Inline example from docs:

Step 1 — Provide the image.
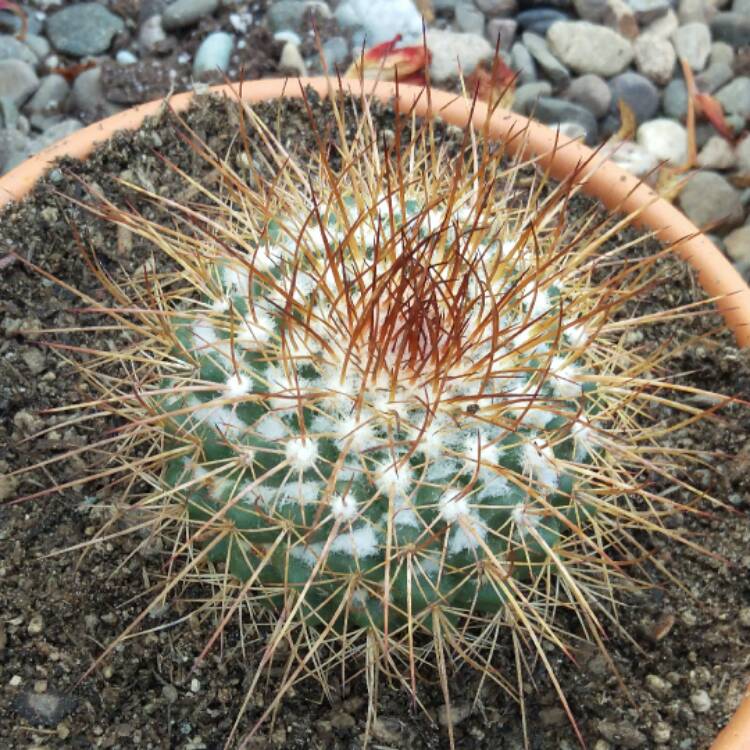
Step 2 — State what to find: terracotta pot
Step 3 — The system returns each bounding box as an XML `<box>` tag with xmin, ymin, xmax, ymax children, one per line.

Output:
<box><xmin>0</xmin><ymin>76</ymin><xmax>748</xmax><ymax>747</ymax></box>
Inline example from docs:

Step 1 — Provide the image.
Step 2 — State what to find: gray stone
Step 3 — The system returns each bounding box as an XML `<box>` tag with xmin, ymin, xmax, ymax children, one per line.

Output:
<box><xmin>671</xmin><ymin>22</ymin><xmax>711</xmax><ymax>71</ymax></box>
<box><xmin>139</xmin><ymin>15</ymin><xmax>168</xmax><ymax>52</ymax></box>
<box><xmin>522</xmin><ymin>31</ymin><xmax>570</xmax><ymax>86</ymax></box>
<box><xmin>573</xmin><ymin>0</ymin><xmax>607</xmax><ymax>19</ymax></box>
<box><xmin>695</xmin><ymin>61</ymin><xmax>733</xmax><ymax>92</ymax></box>
<box><xmin>697</xmin><ymin>135</ymin><xmax>736</xmax><ymax>169</ymax></box>
<box><xmin>733</xmin><ymin>0</ymin><xmax>750</xmax><ymax>14</ymax></box>
<box><xmin>725</xmin><ymin>226</ymin><xmax>750</xmax><ymax>268</ymax></box>
<box><xmin>455</xmin><ymin>3</ymin><xmax>485</xmax><ymax>34</ymax></box>
<box><xmin>487</xmin><ymin>18</ymin><xmax>518</xmax><ymax>50</ymax></box>
<box><xmin>193</xmin><ymin>31</ymin><xmax>234</xmax><ymax>76</ymax></box>
<box><xmin>71</xmin><ymin>67</ymin><xmax>120</xmax><ymax>119</ymax></box>
<box><xmin>637</xmin><ymin>118</ymin><xmax>688</xmax><ymax>164</ymax></box>
<box><xmin>627</xmin><ymin>0</ymin><xmax>670</xmax><ymax>23</ymax></box>
<box><xmin>710</xmin><ymin>12</ymin><xmax>750</xmax><ymax>45</ymax></box>
<box><xmin>709</xmin><ymin>40</ymin><xmax>734</xmax><ymax>67</ymax></box>
<box><xmin>475</xmin><ymin>0</ymin><xmax>518</xmax><ymax>14</ymax></box>
<box><xmin>24</xmin><ymin>34</ymin><xmax>50</xmax><ymax>61</ymax></box>
<box><xmin>322</xmin><ymin>36</ymin><xmax>349</xmax><ymax>70</ymax></box>
<box><xmin>47</xmin><ymin>3</ymin><xmax>125</xmax><ymax>57</ymax></box>
<box><xmin>0</xmin><ymin>126</ymin><xmax>28</xmax><ymax>172</ymax></box>
<box><xmin>534</xmin><ymin>96</ymin><xmax>599</xmax><ymax>144</ymax></box>
<box><xmin>162</xmin><ymin>0</ymin><xmax>219</xmax><ymax>30</ymax></box>
<box><xmin>716</xmin><ymin>77</ymin><xmax>750</xmax><ymax>120</ymax></box>
<box><xmin>603</xmin><ymin>0</ymin><xmax>639</xmax><ymax>38</ymax></box>
<box><xmin>116</xmin><ymin>49</ymin><xmax>138</xmax><ymax>65</ymax></box>
<box><xmin>513</xmin><ymin>80</ymin><xmax>552</xmax><ymax>114</ymax></box>
<box><xmin>0</xmin><ymin>60</ymin><xmax>37</xmax><ymax>107</ymax></box>
<box><xmin>662</xmin><ymin>78</ymin><xmax>688</xmax><ymax>119</ymax></box>
<box><xmin>425</xmin><ymin>29</ymin><xmax>494</xmax><ymax>82</ymax></box>
<box><xmin>633</xmin><ymin>33</ymin><xmax>675</xmax><ymax>84</ymax></box>
<box><xmin>517</xmin><ymin>8</ymin><xmax>571</xmax><ymax>34</ymax></box>
<box><xmin>678</xmin><ymin>170</ymin><xmax>743</xmax><ymax>229</ymax></box>
<box><xmin>14</xmin><ymin>692</ymin><xmax>76</xmax><ymax>728</ymax></box>
<box><xmin>644</xmin><ymin>7</ymin><xmax>679</xmax><ymax>36</ymax></box>
<box><xmin>279</xmin><ymin>41</ymin><xmax>306</xmax><ymax>76</ymax></box>
<box><xmin>547</xmin><ymin>21</ymin><xmax>633</xmax><ymax>76</ymax></box>
<box><xmin>0</xmin><ymin>34</ymin><xmax>38</xmax><ymax>65</ymax></box>
<box><xmin>601</xmin><ymin>139</ymin><xmax>660</xmax><ymax>177</ymax></box>
<box><xmin>565</xmin><ymin>73</ymin><xmax>611</xmax><ymax>117</ymax></box>
<box><xmin>23</xmin><ymin>74</ymin><xmax>69</xmax><ymax>117</ymax></box>
<box><xmin>737</xmin><ymin>135</ymin><xmax>750</xmax><ymax>173</ymax></box>
<box><xmin>608</xmin><ymin>71</ymin><xmax>660</xmax><ymax>123</ymax></box>
<box><xmin>510</xmin><ymin>41</ymin><xmax>537</xmax><ymax>83</ymax></box>
<box><xmin>678</xmin><ymin>0</ymin><xmax>708</xmax><ymax>23</ymax></box>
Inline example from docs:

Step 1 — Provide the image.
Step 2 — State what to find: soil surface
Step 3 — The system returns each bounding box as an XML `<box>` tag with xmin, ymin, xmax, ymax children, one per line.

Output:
<box><xmin>1</xmin><ymin>92</ymin><xmax>749</xmax><ymax>750</ymax></box>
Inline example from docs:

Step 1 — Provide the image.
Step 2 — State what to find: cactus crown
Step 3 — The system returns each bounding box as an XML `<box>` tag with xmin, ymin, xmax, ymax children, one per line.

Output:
<box><xmin>36</xmin><ymin>88</ymin><xmax>721</xmax><ymax>745</ymax></box>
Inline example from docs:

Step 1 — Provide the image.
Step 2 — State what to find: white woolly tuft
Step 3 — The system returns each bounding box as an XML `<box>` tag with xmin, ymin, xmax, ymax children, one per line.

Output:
<box><xmin>236</xmin><ymin>310</ymin><xmax>274</xmax><ymax>347</ymax></box>
<box><xmin>426</xmin><ymin>459</ymin><xmax>459</xmax><ymax>481</ymax></box>
<box><xmin>376</xmin><ymin>462</ymin><xmax>413</xmax><ymax>497</ymax></box>
<box><xmin>550</xmin><ymin>357</ymin><xmax>583</xmax><ymax>399</ymax></box>
<box><xmin>519</xmin><ymin>407</ymin><xmax>555</xmax><ymax>429</ymax></box>
<box><xmin>335</xmin><ymin>413</ymin><xmax>377</xmax><ymax>452</ymax></box>
<box><xmin>524</xmin><ymin>289</ymin><xmax>551</xmax><ymax>319</ymax></box>
<box><xmin>330</xmin><ymin>525</ymin><xmax>380</xmax><ymax>558</ymax></box>
<box><xmin>330</xmin><ymin>493</ymin><xmax>358</xmax><ymax>521</ymax></box>
<box><xmin>224</xmin><ymin>373</ymin><xmax>253</xmax><ymax>398</ymax></box>
<box><xmin>285</xmin><ymin>438</ymin><xmax>319</xmax><ymax>471</ymax></box>
<box><xmin>211</xmin><ymin>296</ymin><xmax>230</xmax><ymax>313</ymax></box>
<box><xmin>254</xmin><ymin>414</ymin><xmax>289</xmax><ymax>441</ymax></box>
<box><xmin>192</xmin><ymin>319</ymin><xmax>219</xmax><ymax>349</ymax></box>
<box><xmin>419</xmin><ymin>419</ymin><xmax>447</xmax><ymax>459</ymax></box>
<box><xmin>477</xmin><ymin>472</ymin><xmax>511</xmax><ymax>499</ymax></box>
<box><xmin>438</xmin><ymin>490</ymin><xmax>470</xmax><ymax>523</ymax></box>
<box><xmin>193</xmin><ymin>405</ymin><xmax>246</xmax><ymax>436</ymax></box>
<box><xmin>511</xmin><ymin>503</ymin><xmax>541</xmax><ymax>537</ymax></box>
<box><xmin>221</xmin><ymin>264</ymin><xmax>249</xmax><ymax>296</ymax></box>
<box><xmin>462</xmin><ymin>432</ymin><xmax>500</xmax><ymax>468</ymax></box>
<box><xmin>290</xmin><ymin>542</ymin><xmax>322</xmax><ymax>567</ymax></box>
<box><xmin>571</xmin><ymin>418</ymin><xmax>598</xmax><ymax>460</ymax></box>
<box><xmin>521</xmin><ymin>438</ymin><xmax>559</xmax><ymax>489</ymax></box>
<box><xmin>565</xmin><ymin>323</ymin><xmax>589</xmax><ymax>347</ymax></box>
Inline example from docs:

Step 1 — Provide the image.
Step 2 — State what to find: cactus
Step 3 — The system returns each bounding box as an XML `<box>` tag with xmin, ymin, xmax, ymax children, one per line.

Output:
<box><xmin>33</xmin><ymin>88</ymin><xmax>724</xmax><ymax>745</ymax></box>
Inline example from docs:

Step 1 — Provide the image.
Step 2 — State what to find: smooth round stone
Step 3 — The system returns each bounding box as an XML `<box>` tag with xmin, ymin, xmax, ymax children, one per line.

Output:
<box><xmin>268</xmin><ymin>0</ymin><xmax>305</xmax><ymax>31</ymax></box>
<box><xmin>604</xmin><ymin>0</ymin><xmax>638</xmax><ymax>40</ymax></box>
<box><xmin>662</xmin><ymin>78</ymin><xmax>688</xmax><ymax>120</ymax></box>
<box><xmin>608</xmin><ymin>71</ymin><xmax>659</xmax><ymax>123</ymax></box>
<box><xmin>678</xmin><ymin>171</ymin><xmax>743</xmax><ymax>229</ymax></box>
<box><xmin>697</xmin><ymin>135</ymin><xmax>736</xmax><ymax>170</ymax></box>
<box><xmin>695</xmin><ymin>61</ymin><xmax>733</xmax><ymax>93</ymax></box>
<box><xmin>476</xmin><ymin>0</ymin><xmax>518</xmax><ymax>13</ymax></box>
<box><xmin>633</xmin><ymin>33</ymin><xmax>675</xmax><ymax>85</ymax></box>
<box><xmin>23</xmin><ymin>74</ymin><xmax>69</xmax><ymax>116</ymax></box>
<box><xmin>162</xmin><ymin>0</ymin><xmax>219</xmax><ymax>30</ymax></box>
<box><xmin>274</xmin><ymin>30</ymin><xmax>302</xmax><ymax>44</ymax></box>
<box><xmin>601</xmin><ymin>139</ymin><xmax>659</xmax><ymax>177</ymax></box>
<box><xmin>643</xmin><ymin>7</ymin><xmax>678</xmax><ymax>37</ymax></box>
<box><xmin>336</xmin><ymin>0</ymin><xmax>423</xmax><ymax>43</ymax></box>
<box><xmin>734</xmin><ymin>0</ymin><xmax>750</xmax><ymax>15</ymax></box>
<box><xmin>711</xmin><ymin>12</ymin><xmax>750</xmax><ymax>46</ymax></box>
<box><xmin>455</xmin><ymin>3</ymin><xmax>486</xmax><ymax>34</ymax></box>
<box><xmin>71</xmin><ymin>66</ymin><xmax>121</xmax><ymax>119</ymax></box>
<box><xmin>564</xmin><ymin>73</ymin><xmax>611</xmax><ymax>117</ymax></box>
<box><xmin>0</xmin><ymin>59</ymin><xmax>38</xmax><ymax>107</ymax></box>
<box><xmin>678</xmin><ymin>0</ymin><xmax>707</xmax><ymax>23</ymax></box>
<box><xmin>0</xmin><ymin>126</ymin><xmax>28</xmax><ymax>172</ymax></box>
<box><xmin>322</xmin><ymin>36</ymin><xmax>349</xmax><ymax>70</ymax></box>
<box><xmin>737</xmin><ymin>136</ymin><xmax>750</xmax><ymax>174</ymax></box>
<box><xmin>573</xmin><ymin>0</ymin><xmax>607</xmax><ymax>19</ymax></box>
<box><xmin>24</xmin><ymin>34</ymin><xmax>50</xmax><ymax>60</ymax></box>
<box><xmin>116</xmin><ymin>50</ymin><xmax>139</xmax><ymax>65</ymax></box>
<box><xmin>139</xmin><ymin>15</ymin><xmax>168</xmax><ymax>52</ymax></box>
<box><xmin>512</xmin><ymin>80</ymin><xmax>553</xmax><ymax>114</ymax></box>
<box><xmin>193</xmin><ymin>32</ymin><xmax>234</xmax><ymax>76</ymax></box>
<box><xmin>534</xmin><ymin>96</ymin><xmax>599</xmax><ymax>144</ymax></box>
<box><xmin>487</xmin><ymin>18</ymin><xmax>518</xmax><ymax>50</ymax></box>
<box><xmin>724</xmin><ymin>226</ymin><xmax>750</xmax><ymax>269</ymax></box>
<box><xmin>0</xmin><ymin>34</ymin><xmax>38</xmax><ymax>65</ymax></box>
<box><xmin>627</xmin><ymin>0</ymin><xmax>670</xmax><ymax>23</ymax></box>
<box><xmin>671</xmin><ymin>22</ymin><xmax>711</xmax><ymax>72</ymax></box>
<box><xmin>47</xmin><ymin>4</ymin><xmax>125</xmax><ymax>57</ymax></box>
<box><xmin>516</xmin><ymin>7</ymin><xmax>571</xmax><ymax>34</ymax></box>
<box><xmin>522</xmin><ymin>31</ymin><xmax>570</xmax><ymax>86</ymax></box>
<box><xmin>716</xmin><ymin>77</ymin><xmax>750</xmax><ymax>120</ymax></box>
<box><xmin>425</xmin><ymin>29</ymin><xmax>494</xmax><ymax>81</ymax></box>
<box><xmin>637</xmin><ymin>118</ymin><xmax>688</xmax><ymax>165</ymax></box>
<box><xmin>0</xmin><ymin>6</ymin><xmax>42</xmax><ymax>36</ymax></box>
<box><xmin>547</xmin><ymin>21</ymin><xmax>633</xmax><ymax>76</ymax></box>
<box><xmin>510</xmin><ymin>40</ymin><xmax>538</xmax><ymax>83</ymax></box>
<box><xmin>710</xmin><ymin>41</ymin><xmax>734</xmax><ymax>67</ymax></box>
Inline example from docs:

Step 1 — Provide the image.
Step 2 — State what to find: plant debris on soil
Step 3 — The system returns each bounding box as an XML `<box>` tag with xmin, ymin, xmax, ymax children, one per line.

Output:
<box><xmin>1</xmin><ymin>91</ymin><xmax>749</xmax><ymax>750</ymax></box>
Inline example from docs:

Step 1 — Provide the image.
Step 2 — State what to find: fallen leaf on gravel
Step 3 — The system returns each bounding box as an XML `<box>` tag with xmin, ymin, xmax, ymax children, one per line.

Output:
<box><xmin>345</xmin><ymin>35</ymin><xmax>430</xmax><ymax>84</ymax></box>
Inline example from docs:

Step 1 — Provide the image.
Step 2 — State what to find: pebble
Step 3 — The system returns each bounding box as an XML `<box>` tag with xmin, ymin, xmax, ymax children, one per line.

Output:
<box><xmin>628</xmin><ymin>0</ymin><xmax>671</xmax><ymax>22</ymax></box>
<box><xmin>517</xmin><ymin>8</ymin><xmax>571</xmax><ymax>34</ymax></box>
<box><xmin>0</xmin><ymin>60</ymin><xmax>38</xmax><ymax>107</ymax></box>
<box><xmin>671</xmin><ymin>22</ymin><xmax>712</xmax><ymax>71</ymax></box>
<box><xmin>573</xmin><ymin>0</ymin><xmax>608</xmax><ymax>20</ymax></box>
<box><xmin>15</xmin><ymin>691</ymin><xmax>76</xmax><ymax>727</ymax></box>
<box><xmin>662</xmin><ymin>78</ymin><xmax>688</xmax><ymax>119</ymax></box>
<box><xmin>138</xmin><ymin>15</ymin><xmax>168</xmax><ymax>52</ymax></box>
<box><xmin>193</xmin><ymin>31</ymin><xmax>234</xmax><ymax>77</ymax></box>
<box><xmin>279</xmin><ymin>42</ymin><xmax>307</xmax><ymax>76</ymax></box>
<box><xmin>645</xmin><ymin>7</ymin><xmax>679</xmax><ymax>37</ymax></box>
<box><xmin>268</xmin><ymin>0</ymin><xmax>305</xmax><ymax>32</ymax></box>
<box><xmin>425</xmin><ymin>29</ymin><xmax>494</xmax><ymax>81</ymax></box>
<box><xmin>608</xmin><ymin>70</ymin><xmax>660</xmax><ymax>122</ymax></box>
<box><xmin>645</xmin><ymin>673</ymin><xmax>671</xmax><ymax>697</ymax></box>
<box><xmin>740</xmin><ymin>607</ymin><xmax>750</xmax><ymax>626</ymax></box>
<box><xmin>437</xmin><ymin>702</ymin><xmax>471</xmax><ymax>727</ymax></box>
<box><xmin>637</xmin><ymin>118</ymin><xmax>688</xmax><ymax>165</ymax></box>
<box><xmin>0</xmin><ymin>127</ymin><xmax>27</xmax><ymax>171</ymax></box>
<box><xmin>697</xmin><ymin>135</ymin><xmax>736</xmax><ymax>169</ymax></box>
<box><xmin>725</xmin><ymin>226</ymin><xmax>750</xmax><ymax>265</ymax></box>
<box><xmin>371</xmin><ymin>717</ymin><xmax>402</xmax><ymax>744</ymax></box>
<box><xmin>25</xmin><ymin>34</ymin><xmax>50</xmax><ymax>61</ymax></box>
<box><xmin>456</xmin><ymin>3</ymin><xmax>486</xmax><ymax>34</ymax></box>
<box><xmin>604</xmin><ymin>139</ymin><xmax>659</xmax><ymax>176</ymax></box>
<box><xmin>547</xmin><ymin>21</ymin><xmax>634</xmax><ymax>76</ymax></box>
<box><xmin>565</xmin><ymin>73</ymin><xmax>611</xmax><ymax>116</ymax></box>
<box><xmin>652</xmin><ymin>722</ymin><xmax>672</xmax><ymax>744</ymax></box>
<box><xmin>710</xmin><ymin>41</ymin><xmax>734</xmax><ymax>67</ymax></box>
<box><xmin>162</xmin><ymin>684</ymin><xmax>178</xmax><ymax>703</ymax></box>
<box><xmin>535</xmin><ymin>96</ymin><xmax>599</xmax><ymax>143</ymax></box>
<box><xmin>678</xmin><ymin>0</ymin><xmax>707</xmax><ymax>23</ymax></box>
<box><xmin>738</xmin><ymin>136</ymin><xmax>750</xmax><ymax>173</ymax></box>
<box><xmin>27</xmin><ymin>614</ymin><xmax>44</xmax><ymax>635</ymax></box>
<box><xmin>633</xmin><ymin>33</ymin><xmax>676</xmax><ymax>84</ymax></box>
<box><xmin>475</xmin><ymin>0</ymin><xmax>518</xmax><ymax>14</ymax></box>
<box><xmin>46</xmin><ymin>3</ymin><xmax>125</xmax><ymax>57</ymax></box>
<box><xmin>24</xmin><ymin>74</ymin><xmax>69</xmax><ymax>117</ymax></box>
<box><xmin>690</xmin><ymin>689</ymin><xmax>712</xmax><ymax>713</ymax></box>
<box><xmin>0</xmin><ymin>34</ymin><xmax>38</xmax><ymax>66</ymax></box>
<box><xmin>522</xmin><ymin>31</ymin><xmax>571</xmax><ymax>86</ymax></box>
<box><xmin>678</xmin><ymin>170</ymin><xmax>744</xmax><ymax>228</ymax></box>
<box><xmin>603</xmin><ymin>0</ymin><xmax>639</xmax><ymax>38</ymax></box>
<box><xmin>511</xmin><ymin>40</ymin><xmax>538</xmax><ymax>83</ymax></box>
<box><xmin>597</xmin><ymin>720</ymin><xmax>646</xmax><ymax>748</ymax></box>
<box><xmin>710</xmin><ymin>11</ymin><xmax>750</xmax><ymax>45</ymax></box>
<box><xmin>116</xmin><ymin>50</ymin><xmax>138</xmax><ymax>65</ymax></box>
<box><xmin>274</xmin><ymin>30</ymin><xmax>302</xmax><ymax>45</ymax></box>
<box><xmin>336</xmin><ymin>0</ymin><xmax>424</xmax><ymax>44</ymax></box>
<box><xmin>513</xmin><ymin>80</ymin><xmax>553</xmax><ymax>114</ymax></box>
<box><xmin>322</xmin><ymin>36</ymin><xmax>349</xmax><ymax>70</ymax></box>
<box><xmin>695</xmin><ymin>61</ymin><xmax>733</xmax><ymax>92</ymax></box>
<box><xmin>162</xmin><ymin>0</ymin><xmax>219</xmax><ymax>31</ymax></box>
<box><xmin>487</xmin><ymin>18</ymin><xmax>518</xmax><ymax>50</ymax></box>
<box><xmin>72</xmin><ymin>67</ymin><xmax>119</xmax><ymax>119</ymax></box>
<box><xmin>715</xmin><ymin>77</ymin><xmax>750</xmax><ymax>119</ymax></box>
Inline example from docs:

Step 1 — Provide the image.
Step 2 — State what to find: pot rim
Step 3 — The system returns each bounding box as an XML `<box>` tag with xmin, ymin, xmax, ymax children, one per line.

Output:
<box><xmin>0</xmin><ymin>75</ymin><xmax>748</xmax><ymax>748</ymax></box>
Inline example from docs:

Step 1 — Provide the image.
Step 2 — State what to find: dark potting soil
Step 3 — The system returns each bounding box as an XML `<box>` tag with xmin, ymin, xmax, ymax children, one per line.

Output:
<box><xmin>0</xmin><ymin>92</ymin><xmax>749</xmax><ymax>750</ymax></box>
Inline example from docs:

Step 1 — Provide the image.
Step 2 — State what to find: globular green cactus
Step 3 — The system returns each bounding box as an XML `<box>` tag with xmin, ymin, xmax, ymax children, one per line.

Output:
<box><xmin>42</xmin><ymin>88</ymin><xmax>722</xmax><ymax>745</ymax></box>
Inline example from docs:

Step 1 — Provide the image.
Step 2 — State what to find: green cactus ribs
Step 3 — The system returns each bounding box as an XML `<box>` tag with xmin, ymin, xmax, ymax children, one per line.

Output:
<box><xmin>154</xmin><ymin>185</ymin><xmax>607</xmax><ymax>636</ymax></box>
